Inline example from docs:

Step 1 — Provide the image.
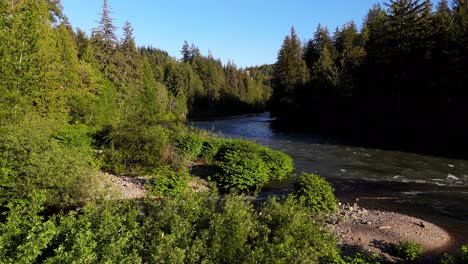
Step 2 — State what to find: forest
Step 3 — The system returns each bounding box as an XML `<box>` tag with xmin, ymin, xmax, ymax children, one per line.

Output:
<box><xmin>271</xmin><ymin>0</ymin><xmax>468</xmax><ymax>157</ymax></box>
<box><xmin>1</xmin><ymin>0</ymin><xmax>468</xmax><ymax>263</ymax></box>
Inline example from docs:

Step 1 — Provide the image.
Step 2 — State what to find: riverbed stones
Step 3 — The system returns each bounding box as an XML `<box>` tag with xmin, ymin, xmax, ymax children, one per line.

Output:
<box><xmin>334</xmin><ymin>202</ymin><xmax>453</xmax><ymax>263</ymax></box>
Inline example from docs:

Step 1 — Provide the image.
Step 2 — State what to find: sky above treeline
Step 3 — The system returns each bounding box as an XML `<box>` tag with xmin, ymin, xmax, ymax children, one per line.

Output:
<box><xmin>61</xmin><ymin>0</ymin><xmax>439</xmax><ymax>68</ymax></box>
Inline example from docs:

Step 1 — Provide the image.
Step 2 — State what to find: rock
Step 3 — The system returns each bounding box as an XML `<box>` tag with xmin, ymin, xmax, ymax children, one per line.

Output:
<box><xmin>377</xmin><ymin>226</ymin><xmax>392</xmax><ymax>229</ymax></box>
<box><xmin>367</xmin><ymin>221</ymin><xmax>372</xmax><ymax>225</ymax></box>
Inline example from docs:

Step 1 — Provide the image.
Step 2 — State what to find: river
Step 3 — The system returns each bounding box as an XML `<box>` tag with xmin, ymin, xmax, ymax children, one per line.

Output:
<box><xmin>190</xmin><ymin>112</ymin><xmax>468</xmax><ymax>244</ymax></box>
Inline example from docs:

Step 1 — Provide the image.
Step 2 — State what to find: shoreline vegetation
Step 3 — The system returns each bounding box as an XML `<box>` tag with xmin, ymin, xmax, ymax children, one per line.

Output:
<box><xmin>0</xmin><ymin>0</ymin><xmax>467</xmax><ymax>263</ymax></box>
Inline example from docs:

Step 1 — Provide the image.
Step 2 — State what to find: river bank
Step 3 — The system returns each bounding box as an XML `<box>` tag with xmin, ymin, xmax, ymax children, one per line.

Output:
<box><xmin>335</xmin><ymin>203</ymin><xmax>455</xmax><ymax>263</ymax></box>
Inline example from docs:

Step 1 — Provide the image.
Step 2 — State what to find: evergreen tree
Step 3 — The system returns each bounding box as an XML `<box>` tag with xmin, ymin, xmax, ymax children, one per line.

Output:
<box><xmin>304</xmin><ymin>24</ymin><xmax>336</xmax><ymax>70</ymax></box>
<box><xmin>181</xmin><ymin>41</ymin><xmax>192</xmax><ymax>63</ymax></box>
<box><xmin>92</xmin><ymin>0</ymin><xmax>118</xmax><ymax>80</ymax></box>
<box><xmin>272</xmin><ymin>27</ymin><xmax>309</xmax><ymax>98</ymax></box>
<box><xmin>311</xmin><ymin>46</ymin><xmax>338</xmax><ymax>90</ymax></box>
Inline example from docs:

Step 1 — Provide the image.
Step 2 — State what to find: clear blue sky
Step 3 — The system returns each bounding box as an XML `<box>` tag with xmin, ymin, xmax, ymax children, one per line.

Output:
<box><xmin>61</xmin><ymin>0</ymin><xmax>436</xmax><ymax>67</ymax></box>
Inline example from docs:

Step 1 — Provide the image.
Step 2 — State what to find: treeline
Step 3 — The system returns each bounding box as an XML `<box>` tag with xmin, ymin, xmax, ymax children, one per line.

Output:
<box><xmin>0</xmin><ymin>0</ymin><xmax>270</xmax><ymax>129</ymax></box>
<box><xmin>271</xmin><ymin>0</ymin><xmax>468</xmax><ymax>156</ymax></box>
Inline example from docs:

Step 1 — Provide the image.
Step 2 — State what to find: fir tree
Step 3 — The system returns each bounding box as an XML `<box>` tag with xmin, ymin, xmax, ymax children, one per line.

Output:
<box><xmin>273</xmin><ymin>27</ymin><xmax>309</xmax><ymax>96</ymax></box>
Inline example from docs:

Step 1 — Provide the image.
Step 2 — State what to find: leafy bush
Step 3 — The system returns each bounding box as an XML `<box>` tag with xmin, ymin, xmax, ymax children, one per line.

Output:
<box><xmin>1</xmin><ymin>192</ymin><xmax>348</xmax><ymax>263</ymax></box>
<box><xmin>440</xmin><ymin>245</ymin><xmax>468</xmax><ymax>264</ymax></box>
<box><xmin>146</xmin><ymin>166</ymin><xmax>191</xmax><ymax>196</ymax></box>
<box><xmin>294</xmin><ymin>172</ymin><xmax>338</xmax><ymax>213</ymax></box>
<box><xmin>199</xmin><ymin>138</ymin><xmax>222</xmax><ymax>161</ymax></box>
<box><xmin>0</xmin><ymin>118</ymin><xmax>101</xmax><ymax>207</ymax></box>
<box><xmin>214</xmin><ymin>147</ymin><xmax>270</xmax><ymax>192</ymax></box>
<box><xmin>255</xmin><ymin>196</ymin><xmax>342</xmax><ymax>263</ymax></box>
<box><xmin>46</xmin><ymin>200</ymin><xmax>143</xmax><ymax>263</ymax></box>
<box><xmin>0</xmin><ymin>194</ymin><xmax>57</xmax><ymax>263</ymax></box>
<box><xmin>259</xmin><ymin>148</ymin><xmax>294</xmax><ymax>181</ymax></box>
<box><xmin>172</xmin><ymin>133</ymin><xmax>204</xmax><ymax>160</ymax></box>
<box><xmin>394</xmin><ymin>241</ymin><xmax>423</xmax><ymax>263</ymax></box>
<box><xmin>342</xmin><ymin>253</ymin><xmax>380</xmax><ymax>264</ymax></box>
<box><xmin>212</xmin><ymin>139</ymin><xmax>294</xmax><ymax>192</ymax></box>
<box><xmin>102</xmin><ymin>125</ymin><xmax>170</xmax><ymax>175</ymax></box>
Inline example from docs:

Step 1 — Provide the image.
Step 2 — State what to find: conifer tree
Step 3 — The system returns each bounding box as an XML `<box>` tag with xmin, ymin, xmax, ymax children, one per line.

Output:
<box><xmin>273</xmin><ymin>27</ymin><xmax>309</xmax><ymax>97</ymax></box>
<box><xmin>181</xmin><ymin>41</ymin><xmax>192</xmax><ymax>63</ymax></box>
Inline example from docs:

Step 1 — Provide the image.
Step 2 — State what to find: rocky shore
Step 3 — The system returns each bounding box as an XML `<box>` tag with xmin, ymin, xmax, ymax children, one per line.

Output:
<box><xmin>335</xmin><ymin>203</ymin><xmax>454</xmax><ymax>263</ymax></box>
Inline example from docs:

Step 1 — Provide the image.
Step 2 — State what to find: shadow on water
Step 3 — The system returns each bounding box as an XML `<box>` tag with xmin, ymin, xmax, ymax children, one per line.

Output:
<box><xmin>190</xmin><ymin>112</ymin><xmax>468</xmax><ymax>247</ymax></box>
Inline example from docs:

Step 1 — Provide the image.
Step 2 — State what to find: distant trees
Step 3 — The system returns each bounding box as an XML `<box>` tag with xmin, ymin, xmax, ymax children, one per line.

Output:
<box><xmin>271</xmin><ymin>0</ymin><xmax>468</xmax><ymax>155</ymax></box>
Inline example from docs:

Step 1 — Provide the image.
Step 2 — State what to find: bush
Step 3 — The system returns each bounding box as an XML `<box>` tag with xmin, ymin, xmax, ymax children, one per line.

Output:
<box><xmin>146</xmin><ymin>166</ymin><xmax>191</xmax><ymax>196</ymax></box>
<box><xmin>0</xmin><ymin>118</ymin><xmax>101</xmax><ymax>207</ymax></box>
<box><xmin>294</xmin><ymin>172</ymin><xmax>338</xmax><ymax>213</ymax></box>
<box><xmin>199</xmin><ymin>138</ymin><xmax>222</xmax><ymax>161</ymax></box>
<box><xmin>259</xmin><ymin>148</ymin><xmax>294</xmax><ymax>181</ymax></box>
<box><xmin>211</xmin><ymin>139</ymin><xmax>294</xmax><ymax>192</ymax></box>
<box><xmin>214</xmin><ymin>147</ymin><xmax>270</xmax><ymax>192</ymax></box>
<box><xmin>102</xmin><ymin>125</ymin><xmax>169</xmax><ymax>175</ymax></box>
<box><xmin>256</xmin><ymin>196</ymin><xmax>342</xmax><ymax>263</ymax></box>
<box><xmin>172</xmin><ymin>133</ymin><xmax>204</xmax><ymax>160</ymax></box>
<box><xmin>394</xmin><ymin>241</ymin><xmax>423</xmax><ymax>263</ymax></box>
<box><xmin>441</xmin><ymin>245</ymin><xmax>468</xmax><ymax>264</ymax></box>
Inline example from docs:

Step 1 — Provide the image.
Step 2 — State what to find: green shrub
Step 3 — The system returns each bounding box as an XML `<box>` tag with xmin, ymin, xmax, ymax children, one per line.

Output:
<box><xmin>394</xmin><ymin>241</ymin><xmax>423</xmax><ymax>263</ymax></box>
<box><xmin>0</xmin><ymin>195</ymin><xmax>57</xmax><ymax>263</ymax></box>
<box><xmin>260</xmin><ymin>148</ymin><xmax>294</xmax><ymax>181</ymax></box>
<box><xmin>294</xmin><ymin>172</ymin><xmax>338</xmax><ymax>213</ymax></box>
<box><xmin>0</xmin><ymin>118</ymin><xmax>101</xmax><ymax>207</ymax></box>
<box><xmin>172</xmin><ymin>133</ymin><xmax>204</xmax><ymax>160</ymax></box>
<box><xmin>147</xmin><ymin>166</ymin><xmax>191</xmax><ymax>196</ymax></box>
<box><xmin>210</xmin><ymin>139</ymin><xmax>295</xmax><ymax>192</ymax></box>
<box><xmin>53</xmin><ymin>124</ymin><xmax>94</xmax><ymax>149</ymax></box>
<box><xmin>255</xmin><ymin>196</ymin><xmax>342</xmax><ymax>263</ymax></box>
<box><xmin>199</xmin><ymin>138</ymin><xmax>222</xmax><ymax>161</ymax></box>
<box><xmin>441</xmin><ymin>245</ymin><xmax>468</xmax><ymax>264</ymax></box>
<box><xmin>342</xmin><ymin>253</ymin><xmax>380</xmax><ymax>264</ymax></box>
<box><xmin>214</xmin><ymin>147</ymin><xmax>270</xmax><ymax>192</ymax></box>
<box><xmin>102</xmin><ymin>125</ymin><xmax>169</xmax><ymax>175</ymax></box>
<box><xmin>46</xmin><ymin>200</ymin><xmax>143</xmax><ymax>263</ymax></box>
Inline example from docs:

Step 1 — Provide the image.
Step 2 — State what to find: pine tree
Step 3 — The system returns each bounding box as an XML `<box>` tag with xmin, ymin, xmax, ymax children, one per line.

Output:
<box><xmin>92</xmin><ymin>0</ymin><xmax>118</xmax><ymax>80</ymax></box>
<box><xmin>304</xmin><ymin>24</ymin><xmax>336</xmax><ymax>70</ymax></box>
<box><xmin>273</xmin><ymin>27</ymin><xmax>309</xmax><ymax>96</ymax></box>
<box><xmin>181</xmin><ymin>41</ymin><xmax>192</xmax><ymax>63</ymax></box>
<box><xmin>93</xmin><ymin>0</ymin><xmax>117</xmax><ymax>43</ymax></box>
<box><xmin>385</xmin><ymin>0</ymin><xmax>433</xmax><ymax>56</ymax></box>
<box><xmin>311</xmin><ymin>46</ymin><xmax>338</xmax><ymax>89</ymax></box>
<box><xmin>122</xmin><ymin>21</ymin><xmax>136</xmax><ymax>52</ymax></box>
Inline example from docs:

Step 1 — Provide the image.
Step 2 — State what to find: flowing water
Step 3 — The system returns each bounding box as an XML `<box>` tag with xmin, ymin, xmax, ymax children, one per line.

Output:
<box><xmin>191</xmin><ymin>112</ymin><xmax>468</xmax><ymax>244</ymax></box>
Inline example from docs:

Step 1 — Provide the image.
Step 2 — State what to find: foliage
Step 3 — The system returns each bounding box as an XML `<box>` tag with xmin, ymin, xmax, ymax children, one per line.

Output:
<box><xmin>394</xmin><ymin>240</ymin><xmax>423</xmax><ymax>263</ymax></box>
<box><xmin>440</xmin><ymin>245</ymin><xmax>468</xmax><ymax>264</ymax></box>
<box><xmin>0</xmin><ymin>195</ymin><xmax>57</xmax><ymax>263</ymax></box>
<box><xmin>147</xmin><ymin>166</ymin><xmax>191</xmax><ymax>197</ymax></box>
<box><xmin>199</xmin><ymin>138</ymin><xmax>222</xmax><ymax>161</ymax></box>
<box><xmin>172</xmin><ymin>132</ymin><xmax>204</xmax><ymax>160</ymax></box>
<box><xmin>214</xmin><ymin>143</ymin><xmax>271</xmax><ymax>192</ymax></box>
<box><xmin>0</xmin><ymin>193</ymin><xmax>348</xmax><ymax>263</ymax></box>
<box><xmin>342</xmin><ymin>253</ymin><xmax>381</xmax><ymax>264</ymax></box>
<box><xmin>294</xmin><ymin>172</ymin><xmax>338</xmax><ymax>213</ymax></box>
<box><xmin>212</xmin><ymin>139</ymin><xmax>294</xmax><ymax>192</ymax></box>
<box><xmin>0</xmin><ymin>117</ymin><xmax>101</xmax><ymax>207</ymax></box>
<box><xmin>254</xmin><ymin>196</ymin><xmax>342</xmax><ymax>263</ymax></box>
<box><xmin>101</xmin><ymin>125</ymin><xmax>170</xmax><ymax>175</ymax></box>
<box><xmin>46</xmin><ymin>200</ymin><xmax>143</xmax><ymax>263</ymax></box>
<box><xmin>271</xmin><ymin>0</ymin><xmax>468</xmax><ymax>155</ymax></box>
<box><xmin>259</xmin><ymin>146</ymin><xmax>294</xmax><ymax>181</ymax></box>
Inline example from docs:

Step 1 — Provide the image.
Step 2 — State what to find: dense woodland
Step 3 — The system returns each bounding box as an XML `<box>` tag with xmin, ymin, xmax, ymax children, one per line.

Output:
<box><xmin>1</xmin><ymin>0</ymin><xmax>468</xmax><ymax>263</ymax></box>
<box><xmin>271</xmin><ymin>0</ymin><xmax>468</xmax><ymax>156</ymax></box>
